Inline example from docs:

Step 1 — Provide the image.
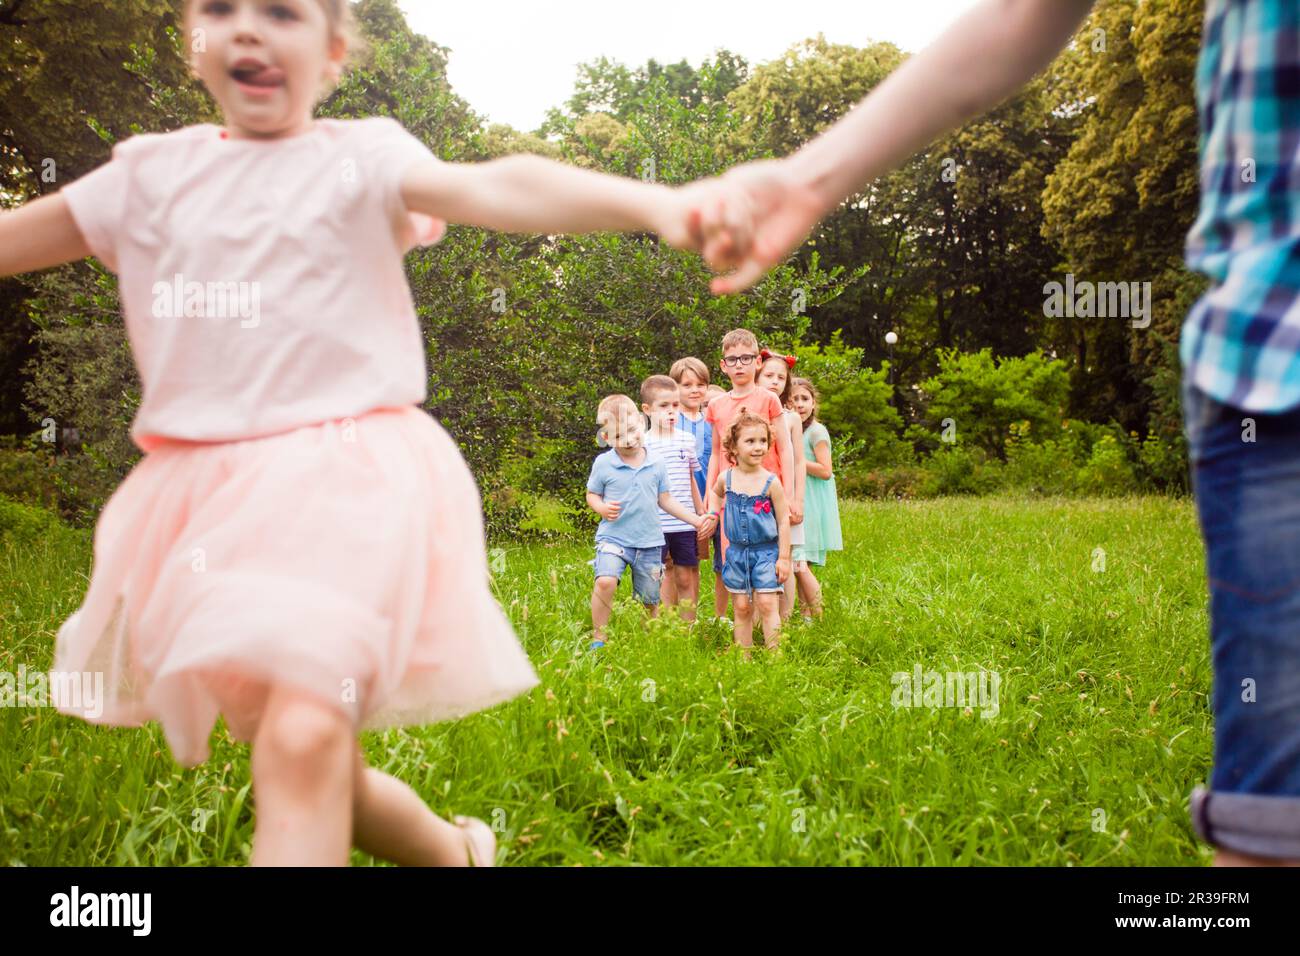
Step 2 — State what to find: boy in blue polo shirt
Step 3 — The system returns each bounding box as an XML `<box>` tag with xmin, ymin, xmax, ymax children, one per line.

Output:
<box><xmin>587</xmin><ymin>394</ymin><xmax>716</xmax><ymax>647</ymax></box>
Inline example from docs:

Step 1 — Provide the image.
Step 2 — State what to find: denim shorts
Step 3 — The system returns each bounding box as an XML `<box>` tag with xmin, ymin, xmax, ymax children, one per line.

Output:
<box><xmin>721</xmin><ymin>542</ymin><xmax>783</xmax><ymax>596</ymax></box>
<box><xmin>1183</xmin><ymin>380</ymin><xmax>1300</xmax><ymax>859</ymax></box>
<box><xmin>591</xmin><ymin>541</ymin><xmax>663</xmax><ymax>605</ymax></box>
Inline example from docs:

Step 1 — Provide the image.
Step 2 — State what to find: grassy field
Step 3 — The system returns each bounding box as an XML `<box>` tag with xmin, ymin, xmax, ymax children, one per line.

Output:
<box><xmin>0</xmin><ymin>495</ymin><xmax>1213</xmax><ymax>865</ymax></box>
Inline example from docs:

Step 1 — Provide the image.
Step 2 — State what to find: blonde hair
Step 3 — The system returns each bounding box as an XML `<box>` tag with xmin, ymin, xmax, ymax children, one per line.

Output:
<box><xmin>596</xmin><ymin>394</ymin><xmax>640</xmax><ymax>437</ymax></box>
<box><xmin>316</xmin><ymin>0</ymin><xmax>366</xmax><ymax>64</ymax></box>
<box><xmin>721</xmin><ymin>328</ymin><xmax>759</xmax><ymax>353</ymax></box>
<box><xmin>670</xmin><ymin>356</ymin><xmax>710</xmax><ymax>386</ymax></box>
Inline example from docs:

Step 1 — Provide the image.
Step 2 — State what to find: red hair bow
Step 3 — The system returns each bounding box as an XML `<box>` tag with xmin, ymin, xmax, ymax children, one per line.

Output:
<box><xmin>753</xmin><ymin>499</ymin><xmax>772</xmax><ymax>514</ymax></box>
<box><xmin>760</xmin><ymin>348</ymin><xmax>796</xmax><ymax>370</ymax></box>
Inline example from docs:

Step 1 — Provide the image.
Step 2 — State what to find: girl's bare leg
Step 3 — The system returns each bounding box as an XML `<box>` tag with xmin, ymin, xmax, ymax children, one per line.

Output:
<box><xmin>351</xmin><ymin>744</ymin><xmax>490</xmax><ymax>866</ymax></box>
<box><xmin>250</xmin><ymin>687</ymin><xmax>354</xmax><ymax>866</ymax></box>
<box><xmin>756</xmin><ymin>593</ymin><xmax>782</xmax><ymax>649</ymax></box>
<box><xmin>714</xmin><ymin>574</ymin><xmax>729</xmax><ymax>619</ymax></box>
<box><xmin>795</xmin><ymin>566</ymin><xmax>822</xmax><ymax>619</ymax></box>
<box><xmin>732</xmin><ymin>592</ymin><xmax>754</xmax><ymax>648</ymax></box>
<box><xmin>778</xmin><ymin>577</ymin><xmax>795</xmax><ymax>621</ymax></box>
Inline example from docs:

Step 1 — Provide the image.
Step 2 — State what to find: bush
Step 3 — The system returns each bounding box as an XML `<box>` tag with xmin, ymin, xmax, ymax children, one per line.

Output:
<box><xmin>1137</xmin><ymin>432</ymin><xmax>1189</xmax><ymax>492</ymax></box>
<box><xmin>920</xmin><ymin>445</ymin><xmax>1003</xmax><ymax>496</ymax></box>
<box><xmin>0</xmin><ymin>494</ymin><xmax>69</xmax><ymax>547</ymax></box>
<box><xmin>1075</xmin><ymin>434</ymin><xmax>1139</xmax><ymax>495</ymax></box>
<box><xmin>777</xmin><ymin>331</ymin><xmax>911</xmax><ymax>467</ymax></box>
<box><xmin>0</xmin><ymin>435</ymin><xmax>59</xmax><ymax>511</ymax></box>
<box><xmin>838</xmin><ymin>464</ymin><xmax>928</xmax><ymax>499</ymax></box>
<box><xmin>916</xmin><ymin>349</ymin><xmax>1070</xmax><ymax>460</ymax></box>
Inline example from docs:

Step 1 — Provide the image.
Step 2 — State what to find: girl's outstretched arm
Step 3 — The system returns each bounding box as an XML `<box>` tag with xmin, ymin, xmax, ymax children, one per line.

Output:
<box><xmin>400</xmin><ymin>154</ymin><xmax>748</xmax><ymax>254</ymax></box>
<box><xmin>0</xmin><ymin>193</ymin><xmax>91</xmax><ymax>278</ymax></box>
<box><xmin>700</xmin><ymin>0</ymin><xmax>1097</xmax><ymax>292</ymax></box>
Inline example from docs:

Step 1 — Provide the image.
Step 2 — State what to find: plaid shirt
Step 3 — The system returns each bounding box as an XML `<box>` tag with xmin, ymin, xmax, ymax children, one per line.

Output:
<box><xmin>1182</xmin><ymin>0</ymin><xmax>1300</xmax><ymax>411</ymax></box>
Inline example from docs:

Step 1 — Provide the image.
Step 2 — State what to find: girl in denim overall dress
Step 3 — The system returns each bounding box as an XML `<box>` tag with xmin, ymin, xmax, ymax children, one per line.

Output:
<box><xmin>708</xmin><ymin>411</ymin><xmax>791</xmax><ymax>653</ymax></box>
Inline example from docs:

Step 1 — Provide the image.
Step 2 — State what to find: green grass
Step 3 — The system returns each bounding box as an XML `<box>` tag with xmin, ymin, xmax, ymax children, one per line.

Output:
<box><xmin>0</xmin><ymin>495</ymin><xmax>1212</xmax><ymax>865</ymax></box>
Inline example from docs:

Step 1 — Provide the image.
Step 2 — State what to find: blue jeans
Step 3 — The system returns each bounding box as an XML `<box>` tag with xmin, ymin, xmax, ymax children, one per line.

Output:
<box><xmin>591</xmin><ymin>541</ymin><xmax>663</xmax><ymax>605</ymax></box>
<box><xmin>1183</xmin><ymin>380</ymin><xmax>1300</xmax><ymax>858</ymax></box>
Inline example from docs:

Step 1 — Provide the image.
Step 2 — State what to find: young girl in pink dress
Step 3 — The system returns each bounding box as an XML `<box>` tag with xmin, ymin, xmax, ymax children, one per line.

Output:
<box><xmin>0</xmin><ymin>0</ymin><xmax>740</xmax><ymax>866</ymax></box>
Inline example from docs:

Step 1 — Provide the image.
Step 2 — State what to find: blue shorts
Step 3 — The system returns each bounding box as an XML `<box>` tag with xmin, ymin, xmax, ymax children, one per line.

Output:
<box><xmin>591</xmin><ymin>541</ymin><xmax>663</xmax><ymax>605</ymax></box>
<box><xmin>661</xmin><ymin>530</ymin><xmax>699</xmax><ymax>568</ymax></box>
<box><xmin>721</xmin><ymin>542</ymin><xmax>783</xmax><ymax>596</ymax></box>
<box><xmin>1184</xmin><ymin>380</ymin><xmax>1300</xmax><ymax>859</ymax></box>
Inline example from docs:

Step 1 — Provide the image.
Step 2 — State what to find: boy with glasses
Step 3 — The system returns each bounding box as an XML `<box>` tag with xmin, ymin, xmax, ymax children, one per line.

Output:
<box><xmin>704</xmin><ymin>329</ymin><xmax>795</xmax><ymax>617</ymax></box>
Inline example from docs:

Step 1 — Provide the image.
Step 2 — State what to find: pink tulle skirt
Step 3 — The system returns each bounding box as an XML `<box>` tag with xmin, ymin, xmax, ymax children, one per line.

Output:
<box><xmin>52</xmin><ymin>404</ymin><xmax>539</xmax><ymax>767</ymax></box>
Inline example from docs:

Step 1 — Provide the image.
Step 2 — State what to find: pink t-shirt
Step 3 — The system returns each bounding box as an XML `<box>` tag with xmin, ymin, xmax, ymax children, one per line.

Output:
<box><xmin>60</xmin><ymin>116</ymin><xmax>447</xmax><ymax>452</ymax></box>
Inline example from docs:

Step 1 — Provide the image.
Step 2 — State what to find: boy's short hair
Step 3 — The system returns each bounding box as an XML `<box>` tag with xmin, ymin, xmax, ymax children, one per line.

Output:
<box><xmin>639</xmin><ymin>375</ymin><xmax>679</xmax><ymax>407</ymax></box>
<box><xmin>596</xmin><ymin>394</ymin><xmax>640</xmax><ymax>436</ymax></box>
<box><xmin>670</xmin><ymin>357</ymin><xmax>710</xmax><ymax>386</ymax></box>
<box><xmin>721</xmin><ymin>328</ymin><xmax>759</xmax><ymax>354</ymax></box>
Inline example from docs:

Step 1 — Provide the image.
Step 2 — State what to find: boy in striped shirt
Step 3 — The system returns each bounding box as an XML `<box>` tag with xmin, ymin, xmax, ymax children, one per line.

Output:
<box><xmin>642</xmin><ymin>375</ymin><xmax>708</xmax><ymax>623</ymax></box>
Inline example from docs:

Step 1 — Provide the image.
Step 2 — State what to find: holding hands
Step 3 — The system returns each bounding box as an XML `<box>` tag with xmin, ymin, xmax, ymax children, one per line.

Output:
<box><xmin>682</xmin><ymin>160</ymin><xmax>830</xmax><ymax>296</ymax></box>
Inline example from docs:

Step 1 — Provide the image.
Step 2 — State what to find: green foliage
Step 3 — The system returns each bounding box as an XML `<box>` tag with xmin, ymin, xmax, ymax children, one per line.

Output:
<box><xmin>917</xmin><ymin>349</ymin><xmax>1070</xmax><ymax>460</ymax></box>
<box><xmin>1076</xmin><ymin>434</ymin><xmax>1139</xmax><ymax>496</ymax></box>
<box><xmin>780</xmin><ymin>331</ymin><xmax>909</xmax><ymax>467</ymax></box>
<box><xmin>918</xmin><ymin>446</ymin><xmax>1002</xmax><ymax>497</ymax></box>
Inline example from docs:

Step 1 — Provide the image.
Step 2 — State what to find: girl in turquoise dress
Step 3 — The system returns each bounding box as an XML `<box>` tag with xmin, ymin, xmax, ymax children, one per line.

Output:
<box><xmin>789</xmin><ymin>378</ymin><xmax>843</xmax><ymax>618</ymax></box>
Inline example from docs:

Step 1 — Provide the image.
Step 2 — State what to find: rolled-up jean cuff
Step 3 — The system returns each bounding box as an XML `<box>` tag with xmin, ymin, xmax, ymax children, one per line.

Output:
<box><xmin>1191</xmin><ymin>786</ymin><xmax>1300</xmax><ymax>859</ymax></box>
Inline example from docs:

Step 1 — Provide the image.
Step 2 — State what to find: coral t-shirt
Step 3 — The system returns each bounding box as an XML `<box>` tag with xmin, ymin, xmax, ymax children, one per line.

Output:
<box><xmin>60</xmin><ymin>116</ymin><xmax>447</xmax><ymax>452</ymax></box>
<box><xmin>705</xmin><ymin>387</ymin><xmax>785</xmax><ymax>486</ymax></box>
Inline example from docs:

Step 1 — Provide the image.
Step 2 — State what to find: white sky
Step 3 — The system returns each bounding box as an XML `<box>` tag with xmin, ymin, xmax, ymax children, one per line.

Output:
<box><xmin>398</xmin><ymin>0</ymin><xmax>986</xmax><ymax>132</ymax></box>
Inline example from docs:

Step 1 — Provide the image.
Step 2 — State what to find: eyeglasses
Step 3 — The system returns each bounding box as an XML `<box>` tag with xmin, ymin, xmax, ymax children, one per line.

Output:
<box><xmin>722</xmin><ymin>353</ymin><xmax>758</xmax><ymax>368</ymax></box>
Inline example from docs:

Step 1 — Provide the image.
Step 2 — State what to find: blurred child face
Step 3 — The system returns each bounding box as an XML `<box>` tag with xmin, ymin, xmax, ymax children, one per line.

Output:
<box><xmin>677</xmin><ymin>372</ymin><xmax>707</xmax><ymax>412</ymax></box>
<box><xmin>720</xmin><ymin>343</ymin><xmax>760</xmax><ymax>388</ymax></box>
<box><xmin>733</xmin><ymin>424</ymin><xmax>769</xmax><ymax>468</ymax></box>
<box><xmin>643</xmin><ymin>387</ymin><xmax>681</xmax><ymax>432</ymax></box>
<box><xmin>757</xmin><ymin>359</ymin><xmax>788</xmax><ymax>399</ymax></box>
<box><xmin>187</xmin><ymin>0</ymin><xmax>346</xmax><ymax>139</ymax></box>
<box><xmin>791</xmin><ymin>385</ymin><xmax>816</xmax><ymax>423</ymax></box>
<box><xmin>602</xmin><ymin>408</ymin><xmax>646</xmax><ymax>451</ymax></box>
<box><xmin>705</xmin><ymin>386</ymin><xmax>726</xmax><ymax>407</ymax></box>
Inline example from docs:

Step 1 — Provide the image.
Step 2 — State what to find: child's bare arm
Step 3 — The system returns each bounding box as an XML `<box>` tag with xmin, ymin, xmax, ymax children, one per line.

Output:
<box><xmin>705</xmin><ymin>427</ymin><xmax>723</xmax><ymax>496</ymax></box>
<box><xmin>0</xmin><ymin>193</ymin><xmax>91</xmax><ymax>278</ymax></box>
<box><xmin>807</xmin><ymin>438</ymin><xmax>833</xmax><ymax>480</ymax></box>
<box><xmin>790</xmin><ymin>416</ymin><xmax>806</xmax><ymax>515</ymax></box>
<box><xmin>400</xmin><ymin>155</ymin><xmax>746</xmax><ymax>252</ymax></box>
<box><xmin>775</xmin><ymin>415</ymin><xmax>795</xmax><ymax>498</ymax></box>
<box><xmin>658</xmin><ymin>492</ymin><xmax>704</xmax><ymax>529</ymax></box>
<box><xmin>790</xmin><ymin>0</ymin><xmax>1096</xmax><ymax>211</ymax></box>
<box><xmin>701</xmin><ymin>0</ymin><xmax>1096</xmax><ymax>292</ymax></box>
<box><xmin>769</xmin><ymin>478</ymin><xmax>792</xmax><ymax>581</ymax></box>
<box><xmin>586</xmin><ymin>491</ymin><xmax>619</xmax><ymax>521</ymax></box>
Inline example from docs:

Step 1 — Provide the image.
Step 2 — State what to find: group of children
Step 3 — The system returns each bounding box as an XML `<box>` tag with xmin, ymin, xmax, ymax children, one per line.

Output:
<box><xmin>585</xmin><ymin>328</ymin><xmax>843</xmax><ymax>652</ymax></box>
